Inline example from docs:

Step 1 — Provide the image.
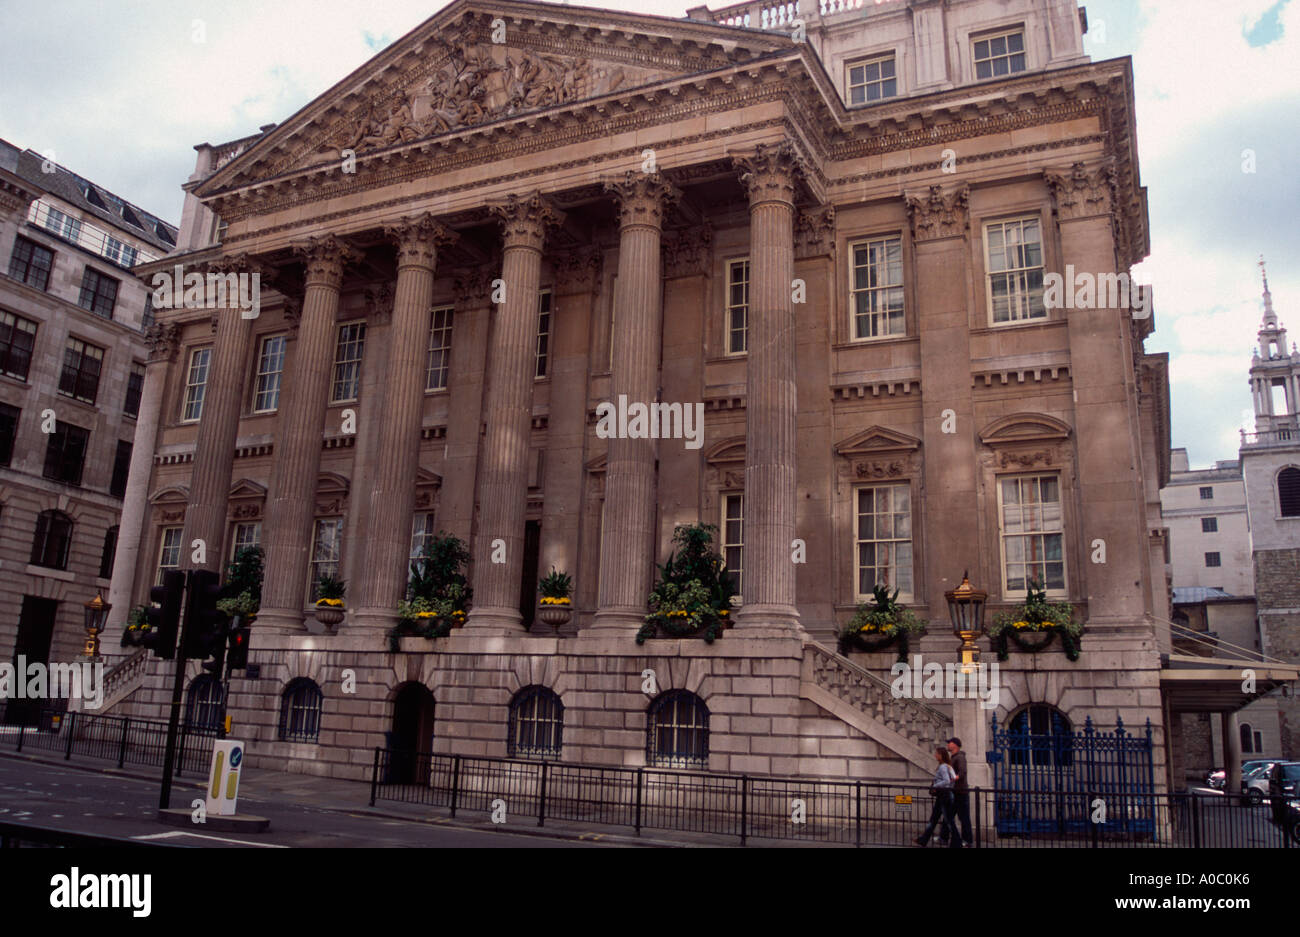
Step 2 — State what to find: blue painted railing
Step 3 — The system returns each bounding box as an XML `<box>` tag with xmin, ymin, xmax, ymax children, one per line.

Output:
<box><xmin>987</xmin><ymin>715</ymin><xmax>1157</xmax><ymax>835</ymax></box>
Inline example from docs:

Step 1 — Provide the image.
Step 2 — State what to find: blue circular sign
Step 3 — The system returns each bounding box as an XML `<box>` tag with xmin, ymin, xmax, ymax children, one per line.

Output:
<box><xmin>230</xmin><ymin>747</ymin><xmax>243</xmax><ymax>767</ymax></box>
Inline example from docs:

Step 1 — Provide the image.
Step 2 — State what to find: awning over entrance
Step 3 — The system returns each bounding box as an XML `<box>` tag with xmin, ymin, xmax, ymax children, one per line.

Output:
<box><xmin>1161</xmin><ymin>653</ymin><xmax>1299</xmax><ymax>712</ymax></box>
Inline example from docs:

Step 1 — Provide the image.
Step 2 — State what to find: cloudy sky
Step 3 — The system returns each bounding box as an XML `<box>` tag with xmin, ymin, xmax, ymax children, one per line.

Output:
<box><xmin>2</xmin><ymin>0</ymin><xmax>1295</xmax><ymax>468</ymax></box>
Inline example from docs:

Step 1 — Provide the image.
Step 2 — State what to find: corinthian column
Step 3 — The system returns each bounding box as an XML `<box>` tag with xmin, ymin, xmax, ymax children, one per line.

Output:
<box><xmin>734</xmin><ymin>143</ymin><xmax>802</xmax><ymax>633</ymax></box>
<box><xmin>466</xmin><ymin>192</ymin><xmax>564</xmax><ymax>633</ymax></box>
<box><xmin>352</xmin><ymin>215</ymin><xmax>457</xmax><ymax>629</ymax></box>
<box><xmin>588</xmin><ymin>172</ymin><xmax>678</xmax><ymax>633</ymax></box>
<box><xmin>258</xmin><ymin>236</ymin><xmax>356</xmax><ymax>633</ymax></box>
<box><xmin>181</xmin><ymin>260</ymin><xmax>257</xmax><ymax>574</ymax></box>
<box><xmin>106</xmin><ymin>322</ymin><xmax>179</xmax><ymax>636</ymax></box>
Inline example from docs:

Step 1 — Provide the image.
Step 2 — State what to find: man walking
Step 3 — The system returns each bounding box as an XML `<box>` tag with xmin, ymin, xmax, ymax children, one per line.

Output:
<box><xmin>947</xmin><ymin>737</ymin><xmax>974</xmax><ymax>847</ymax></box>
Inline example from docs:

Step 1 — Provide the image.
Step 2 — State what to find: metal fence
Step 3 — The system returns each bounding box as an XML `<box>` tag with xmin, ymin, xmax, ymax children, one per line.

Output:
<box><xmin>0</xmin><ymin>704</ymin><xmax>216</xmax><ymax>777</ymax></box>
<box><xmin>370</xmin><ymin>748</ymin><xmax>1299</xmax><ymax>848</ymax></box>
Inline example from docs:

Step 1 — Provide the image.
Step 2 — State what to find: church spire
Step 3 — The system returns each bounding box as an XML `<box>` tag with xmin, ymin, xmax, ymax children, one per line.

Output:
<box><xmin>1260</xmin><ymin>255</ymin><xmax>1277</xmax><ymax>327</ymax></box>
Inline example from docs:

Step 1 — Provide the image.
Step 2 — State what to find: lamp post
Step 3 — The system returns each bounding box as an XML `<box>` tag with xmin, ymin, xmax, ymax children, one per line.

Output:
<box><xmin>945</xmin><ymin>571</ymin><xmax>987</xmax><ymax>674</ymax></box>
<box><xmin>83</xmin><ymin>592</ymin><xmax>111</xmax><ymax>660</ymax></box>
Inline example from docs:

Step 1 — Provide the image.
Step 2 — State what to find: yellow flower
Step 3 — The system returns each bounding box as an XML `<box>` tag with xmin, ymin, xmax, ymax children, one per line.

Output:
<box><xmin>718</xmin><ymin>610</ymin><xmax>728</xmax><ymax>617</ymax></box>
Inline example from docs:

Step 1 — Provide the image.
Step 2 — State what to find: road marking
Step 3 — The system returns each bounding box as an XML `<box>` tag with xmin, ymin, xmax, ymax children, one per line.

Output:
<box><xmin>578</xmin><ymin>833</ymin><xmax>605</xmax><ymax>841</ymax></box>
<box><xmin>133</xmin><ymin>831</ymin><xmax>287</xmax><ymax>848</ymax></box>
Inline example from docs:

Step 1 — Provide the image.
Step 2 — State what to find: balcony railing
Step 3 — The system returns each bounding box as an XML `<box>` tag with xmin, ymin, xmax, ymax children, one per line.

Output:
<box><xmin>25</xmin><ymin>200</ymin><xmax>161</xmax><ymax>271</ymax></box>
<box><xmin>1241</xmin><ymin>425</ymin><xmax>1299</xmax><ymax>447</ymax></box>
<box><xmin>692</xmin><ymin>0</ymin><xmax>898</xmax><ymax>26</ymax></box>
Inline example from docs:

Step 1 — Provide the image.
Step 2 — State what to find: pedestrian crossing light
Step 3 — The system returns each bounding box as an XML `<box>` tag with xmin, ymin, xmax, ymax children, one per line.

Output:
<box><xmin>142</xmin><ymin>570</ymin><xmax>185</xmax><ymax>660</ymax></box>
<box><xmin>182</xmin><ymin>569</ymin><xmax>229</xmax><ymax>677</ymax></box>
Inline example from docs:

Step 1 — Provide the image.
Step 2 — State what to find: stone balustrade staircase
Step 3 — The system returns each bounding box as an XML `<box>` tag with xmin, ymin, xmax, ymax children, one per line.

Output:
<box><xmin>800</xmin><ymin>640</ymin><xmax>951</xmax><ymax>772</ymax></box>
<box><xmin>73</xmin><ymin>648</ymin><xmax>150</xmax><ymax>715</ymax></box>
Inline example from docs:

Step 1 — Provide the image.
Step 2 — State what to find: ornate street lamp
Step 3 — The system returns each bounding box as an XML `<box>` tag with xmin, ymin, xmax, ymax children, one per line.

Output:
<box><xmin>945</xmin><ymin>571</ymin><xmax>987</xmax><ymax>674</ymax></box>
<box><xmin>83</xmin><ymin>592</ymin><xmax>111</xmax><ymax>660</ymax></box>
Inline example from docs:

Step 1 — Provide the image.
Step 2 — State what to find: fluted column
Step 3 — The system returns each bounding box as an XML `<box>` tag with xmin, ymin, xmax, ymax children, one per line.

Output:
<box><xmin>735</xmin><ymin>143</ymin><xmax>802</xmax><ymax>633</ymax></box>
<box><xmin>181</xmin><ymin>266</ymin><xmax>257</xmax><ymax>574</ymax></box>
<box><xmin>258</xmin><ymin>236</ymin><xmax>356</xmax><ymax>633</ymax></box>
<box><xmin>466</xmin><ymin>192</ymin><xmax>564</xmax><ymax>633</ymax></box>
<box><xmin>352</xmin><ymin>215</ymin><xmax>457</xmax><ymax>629</ymax></box>
<box><xmin>106</xmin><ymin>322</ymin><xmax>180</xmax><ymax>635</ymax></box>
<box><xmin>589</xmin><ymin>172</ymin><xmax>678</xmax><ymax>632</ymax></box>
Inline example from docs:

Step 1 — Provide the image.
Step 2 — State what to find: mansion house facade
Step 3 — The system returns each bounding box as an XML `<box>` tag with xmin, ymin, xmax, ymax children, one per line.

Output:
<box><xmin>110</xmin><ymin>0</ymin><xmax>1180</xmax><ymax>788</ymax></box>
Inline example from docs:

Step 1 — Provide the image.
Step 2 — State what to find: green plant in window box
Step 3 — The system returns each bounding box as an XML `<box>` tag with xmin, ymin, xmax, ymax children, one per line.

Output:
<box><xmin>636</xmin><ymin>524</ymin><xmax>734</xmax><ymax>644</ymax></box>
<box><xmin>314</xmin><ymin>573</ymin><xmax>346</xmax><ymax>607</ymax></box>
<box><xmin>121</xmin><ymin>605</ymin><xmax>151</xmax><ymax>647</ymax></box>
<box><xmin>988</xmin><ymin>579</ymin><xmax>1083</xmax><ymax>661</ymax></box>
<box><xmin>836</xmin><ymin>585</ymin><xmax>926</xmax><ymax>663</ymax></box>
<box><xmin>388</xmin><ymin>534</ymin><xmax>473</xmax><ymax>652</ymax></box>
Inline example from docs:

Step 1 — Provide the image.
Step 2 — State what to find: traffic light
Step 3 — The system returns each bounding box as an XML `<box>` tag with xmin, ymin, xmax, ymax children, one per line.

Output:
<box><xmin>141</xmin><ymin>570</ymin><xmax>185</xmax><ymax>660</ymax></box>
<box><xmin>181</xmin><ymin>569</ymin><xmax>229</xmax><ymax>677</ymax></box>
<box><xmin>226</xmin><ymin>618</ymin><xmax>251</xmax><ymax>675</ymax></box>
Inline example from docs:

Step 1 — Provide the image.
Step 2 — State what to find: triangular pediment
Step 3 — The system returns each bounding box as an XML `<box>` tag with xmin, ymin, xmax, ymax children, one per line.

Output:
<box><xmin>228</xmin><ymin>478</ymin><xmax>267</xmax><ymax>500</ymax></box>
<box><xmin>835</xmin><ymin>426</ymin><xmax>921</xmax><ymax>457</ymax></box>
<box><xmin>979</xmin><ymin>413</ymin><xmax>1072</xmax><ymax>445</ymax></box>
<box><xmin>416</xmin><ymin>467</ymin><xmax>443</xmax><ymax>488</ymax></box>
<box><xmin>199</xmin><ymin>1</ymin><xmax>795</xmax><ymax>193</ymax></box>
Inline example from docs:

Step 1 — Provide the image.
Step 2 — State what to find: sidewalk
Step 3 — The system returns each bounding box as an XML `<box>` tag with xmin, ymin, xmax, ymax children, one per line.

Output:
<box><xmin>0</xmin><ymin>748</ymin><xmax>797</xmax><ymax>847</ymax></box>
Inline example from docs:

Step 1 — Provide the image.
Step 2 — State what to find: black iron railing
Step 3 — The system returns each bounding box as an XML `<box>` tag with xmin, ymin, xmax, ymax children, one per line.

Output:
<box><xmin>370</xmin><ymin>748</ymin><xmax>1298</xmax><ymax>848</ymax></box>
<box><xmin>0</xmin><ymin>703</ymin><xmax>217</xmax><ymax>777</ymax></box>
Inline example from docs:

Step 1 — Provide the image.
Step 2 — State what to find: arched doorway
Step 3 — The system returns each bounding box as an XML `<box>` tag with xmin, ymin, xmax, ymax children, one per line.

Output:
<box><xmin>389</xmin><ymin>682</ymin><xmax>436</xmax><ymax>784</ymax></box>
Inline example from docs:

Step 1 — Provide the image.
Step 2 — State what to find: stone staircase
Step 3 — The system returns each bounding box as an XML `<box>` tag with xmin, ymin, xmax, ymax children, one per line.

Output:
<box><xmin>77</xmin><ymin>648</ymin><xmax>151</xmax><ymax>714</ymax></box>
<box><xmin>800</xmin><ymin>640</ymin><xmax>951</xmax><ymax>772</ymax></box>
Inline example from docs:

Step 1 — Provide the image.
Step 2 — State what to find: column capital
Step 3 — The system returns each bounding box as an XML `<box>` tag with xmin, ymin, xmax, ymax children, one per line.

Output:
<box><xmin>905</xmin><ymin>183</ymin><xmax>970</xmax><ymax>243</ymax></box>
<box><xmin>490</xmin><ymin>192</ymin><xmax>565</xmax><ymax>252</ymax></box>
<box><xmin>385</xmin><ymin>213</ymin><xmax>458</xmax><ymax>269</ymax></box>
<box><xmin>454</xmin><ymin>268</ymin><xmax>497</xmax><ymax>307</ymax></box>
<box><xmin>735</xmin><ymin>141</ymin><xmax>803</xmax><ymax>207</ymax></box>
<box><xmin>552</xmin><ymin>247</ymin><xmax>603</xmax><ymax>296</ymax></box>
<box><xmin>662</xmin><ymin>225</ymin><xmax>713</xmax><ymax>279</ymax></box>
<box><xmin>203</xmin><ymin>251</ymin><xmax>275</xmax><ymax>281</ymax></box>
<box><xmin>292</xmin><ymin>234</ymin><xmax>360</xmax><ymax>290</ymax></box>
<box><xmin>1044</xmin><ymin>158</ymin><xmax>1118</xmax><ymax>221</ymax></box>
<box><xmin>794</xmin><ymin>204</ymin><xmax>836</xmax><ymax>259</ymax></box>
<box><xmin>604</xmin><ymin>171</ymin><xmax>680</xmax><ymax>230</ymax></box>
<box><xmin>144</xmin><ymin>321</ymin><xmax>181</xmax><ymax>363</ymax></box>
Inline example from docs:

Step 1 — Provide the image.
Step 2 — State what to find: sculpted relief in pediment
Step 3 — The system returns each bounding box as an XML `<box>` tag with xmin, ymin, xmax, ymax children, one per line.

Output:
<box><xmin>322</xmin><ymin>41</ymin><xmax>646</xmax><ymax>159</ymax></box>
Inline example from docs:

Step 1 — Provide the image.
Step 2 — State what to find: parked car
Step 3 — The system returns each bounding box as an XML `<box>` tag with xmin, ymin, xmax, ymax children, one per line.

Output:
<box><xmin>1207</xmin><ymin>761</ymin><xmax>1272</xmax><ymax>791</ymax></box>
<box><xmin>1241</xmin><ymin>764</ymin><xmax>1276</xmax><ymax>805</ymax></box>
<box><xmin>1271</xmin><ymin>763</ymin><xmax>1300</xmax><ymax>800</ymax></box>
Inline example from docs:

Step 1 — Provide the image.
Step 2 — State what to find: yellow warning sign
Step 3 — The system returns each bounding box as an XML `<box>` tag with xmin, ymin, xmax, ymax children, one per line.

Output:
<box><xmin>894</xmin><ymin>795</ymin><xmax>913</xmax><ymax>805</ymax></box>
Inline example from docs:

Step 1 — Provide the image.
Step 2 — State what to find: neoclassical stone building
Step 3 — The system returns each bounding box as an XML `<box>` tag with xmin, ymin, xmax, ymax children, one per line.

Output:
<box><xmin>0</xmin><ymin>140</ymin><xmax>177</xmax><ymax>725</ymax></box>
<box><xmin>108</xmin><ymin>0</ymin><xmax>1182</xmax><ymax>788</ymax></box>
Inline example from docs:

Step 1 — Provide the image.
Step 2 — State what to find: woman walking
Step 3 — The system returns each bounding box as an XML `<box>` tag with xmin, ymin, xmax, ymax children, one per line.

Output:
<box><xmin>915</xmin><ymin>746</ymin><xmax>962</xmax><ymax>847</ymax></box>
